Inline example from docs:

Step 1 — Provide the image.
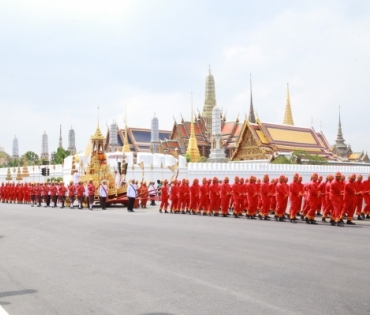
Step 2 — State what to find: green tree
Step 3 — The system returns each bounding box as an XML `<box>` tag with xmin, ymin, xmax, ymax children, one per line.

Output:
<box><xmin>198</xmin><ymin>156</ymin><xmax>208</xmax><ymax>163</ymax></box>
<box><xmin>272</xmin><ymin>150</ymin><xmax>327</xmax><ymax>165</ymax></box>
<box><xmin>271</xmin><ymin>156</ymin><xmax>292</xmax><ymax>164</ymax></box>
<box><xmin>51</xmin><ymin>148</ymin><xmax>71</xmax><ymax>164</ymax></box>
<box><xmin>184</xmin><ymin>153</ymin><xmax>191</xmax><ymax>163</ymax></box>
<box><xmin>291</xmin><ymin>150</ymin><xmax>327</xmax><ymax>165</ymax></box>
<box><xmin>21</xmin><ymin>151</ymin><xmax>40</xmax><ymax>166</ymax></box>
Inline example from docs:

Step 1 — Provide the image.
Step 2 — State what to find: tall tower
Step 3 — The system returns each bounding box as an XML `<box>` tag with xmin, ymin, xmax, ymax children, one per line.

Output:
<box><xmin>41</xmin><ymin>131</ymin><xmax>49</xmax><ymax>160</ymax></box>
<box><xmin>58</xmin><ymin>125</ymin><xmax>63</xmax><ymax>149</ymax></box>
<box><xmin>208</xmin><ymin>106</ymin><xmax>227</xmax><ymax>162</ymax></box>
<box><xmin>248</xmin><ymin>74</ymin><xmax>256</xmax><ymax>123</ymax></box>
<box><xmin>202</xmin><ymin>66</ymin><xmax>217</xmax><ymax>135</ymax></box>
<box><xmin>186</xmin><ymin>95</ymin><xmax>200</xmax><ymax>162</ymax></box>
<box><xmin>150</xmin><ymin>113</ymin><xmax>160</xmax><ymax>153</ymax></box>
<box><xmin>12</xmin><ymin>136</ymin><xmax>19</xmax><ymax>158</ymax></box>
<box><xmin>332</xmin><ymin>107</ymin><xmax>350</xmax><ymax>160</ymax></box>
<box><xmin>68</xmin><ymin>126</ymin><xmax>76</xmax><ymax>154</ymax></box>
<box><xmin>109</xmin><ymin>120</ymin><xmax>118</xmax><ymax>151</ymax></box>
<box><xmin>283</xmin><ymin>83</ymin><xmax>294</xmax><ymax>125</ymax></box>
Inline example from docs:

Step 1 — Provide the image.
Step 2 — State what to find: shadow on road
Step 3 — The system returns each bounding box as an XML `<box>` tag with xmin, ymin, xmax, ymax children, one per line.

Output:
<box><xmin>0</xmin><ymin>235</ymin><xmax>5</xmax><ymax>239</ymax></box>
<box><xmin>0</xmin><ymin>289</ymin><xmax>37</xmax><ymax>306</ymax></box>
<box><xmin>141</xmin><ymin>313</ymin><xmax>175</xmax><ymax>315</ymax></box>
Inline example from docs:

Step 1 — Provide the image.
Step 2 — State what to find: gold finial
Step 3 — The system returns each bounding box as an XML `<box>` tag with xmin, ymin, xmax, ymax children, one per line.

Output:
<box><xmin>186</xmin><ymin>92</ymin><xmax>200</xmax><ymax>162</ymax></box>
<box><xmin>122</xmin><ymin>106</ymin><xmax>130</xmax><ymax>153</ymax></box>
<box><xmin>283</xmin><ymin>83</ymin><xmax>294</xmax><ymax>125</ymax></box>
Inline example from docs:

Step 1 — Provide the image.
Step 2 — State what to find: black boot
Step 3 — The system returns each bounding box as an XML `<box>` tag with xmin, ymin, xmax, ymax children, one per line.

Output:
<box><xmin>337</xmin><ymin>221</ymin><xmax>344</xmax><ymax>227</ymax></box>
<box><xmin>346</xmin><ymin>220</ymin><xmax>356</xmax><ymax>225</ymax></box>
<box><xmin>357</xmin><ymin>215</ymin><xmax>364</xmax><ymax>221</ymax></box>
<box><xmin>310</xmin><ymin>219</ymin><xmax>318</xmax><ymax>225</ymax></box>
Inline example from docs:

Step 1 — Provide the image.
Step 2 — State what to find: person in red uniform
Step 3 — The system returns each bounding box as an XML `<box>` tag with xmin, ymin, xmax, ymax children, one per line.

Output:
<box><xmin>275</xmin><ymin>175</ymin><xmax>289</xmax><ymax>221</ymax></box>
<box><xmin>232</xmin><ymin>176</ymin><xmax>242</xmax><ymax>218</ymax></box>
<box><xmin>289</xmin><ymin>173</ymin><xmax>301</xmax><ymax>223</ymax></box>
<box><xmin>170</xmin><ymin>180</ymin><xmax>179</xmax><ymax>213</ymax></box>
<box><xmin>189</xmin><ymin>178</ymin><xmax>200</xmax><ymax>214</ymax></box>
<box><xmin>49</xmin><ymin>182</ymin><xmax>57</xmax><ymax>208</ymax></box>
<box><xmin>246</xmin><ymin>176</ymin><xmax>258</xmax><ymax>219</ymax></box>
<box><xmin>34</xmin><ymin>183</ymin><xmax>41</xmax><ymax>207</ymax></box>
<box><xmin>306</xmin><ymin>173</ymin><xmax>320</xmax><ymax>224</ymax></box>
<box><xmin>300</xmin><ymin>178</ymin><xmax>311</xmax><ymax>220</ymax></box>
<box><xmin>87</xmin><ymin>180</ymin><xmax>96</xmax><ymax>210</ymax></box>
<box><xmin>269</xmin><ymin>179</ymin><xmax>276</xmax><ymax>215</ymax></box>
<box><xmin>220</xmin><ymin>177</ymin><xmax>232</xmax><ymax>217</ymax></box>
<box><xmin>317</xmin><ymin>175</ymin><xmax>326</xmax><ymax>216</ymax></box>
<box><xmin>208</xmin><ymin>177</ymin><xmax>220</xmax><ymax>216</ymax></box>
<box><xmin>322</xmin><ymin>175</ymin><xmax>333</xmax><ymax>223</ymax></box>
<box><xmin>259</xmin><ymin>174</ymin><xmax>271</xmax><ymax>220</ymax></box>
<box><xmin>67</xmin><ymin>181</ymin><xmax>76</xmax><ymax>209</ymax></box>
<box><xmin>183</xmin><ymin>179</ymin><xmax>191</xmax><ymax>214</ymax></box>
<box><xmin>343</xmin><ymin>174</ymin><xmax>357</xmax><ymax>225</ymax></box>
<box><xmin>29</xmin><ymin>183</ymin><xmax>35</xmax><ymax>206</ymax></box>
<box><xmin>330</xmin><ymin>172</ymin><xmax>344</xmax><ymax>226</ymax></box>
<box><xmin>363</xmin><ymin>174</ymin><xmax>370</xmax><ymax>219</ymax></box>
<box><xmin>339</xmin><ymin>175</ymin><xmax>346</xmax><ymax>223</ymax></box>
<box><xmin>41</xmin><ymin>183</ymin><xmax>49</xmax><ymax>207</ymax></box>
<box><xmin>242</xmin><ymin>178</ymin><xmax>249</xmax><ymax>214</ymax></box>
<box><xmin>76</xmin><ymin>181</ymin><xmax>85</xmax><ymax>209</ymax></box>
<box><xmin>159</xmin><ymin>179</ymin><xmax>169</xmax><ymax>213</ymax></box>
<box><xmin>198</xmin><ymin>178</ymin><xmax>209</xmax><ymax>215</ymax></box>
<box><xmin>178</xmin><ymin>179</ymin><xmax>186</xmax><ymax>214</ymax></box>
<box><xmin>256</xmin><ymin>179</ymin><xmax>262</xmax><ymax>212</ymax></box>
<box><xmin>353</xmin><ymin>175</ymin><xmax>364</xmax><ymax>220</ymax></box>
<box><xmin>57</xmin><ymin>182</ymin><xmax>67</xmax><ymax>208</ymax></box>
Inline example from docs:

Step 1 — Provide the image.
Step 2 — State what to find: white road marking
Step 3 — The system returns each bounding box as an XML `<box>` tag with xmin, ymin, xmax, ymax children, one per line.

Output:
<box><xmin>0</xmin><ymin>306</ymin><xmax>9</xmax><ymax>315</ymax></box>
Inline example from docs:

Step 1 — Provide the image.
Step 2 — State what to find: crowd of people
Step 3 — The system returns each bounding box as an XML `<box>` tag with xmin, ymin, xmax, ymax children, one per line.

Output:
<box><xmin>2</xmin><ymin>172</ymin><xmax>370</xmax><ymax>227</ymax></box>
<box><xmin>0</xmin><ymin>179</ymin><xmax>109</xmax><ymax>211</ymax></box>
<box><xmin>150</xmin><ymin>173</ymin><xmax>370</xmax><ymax>227</ymax></box>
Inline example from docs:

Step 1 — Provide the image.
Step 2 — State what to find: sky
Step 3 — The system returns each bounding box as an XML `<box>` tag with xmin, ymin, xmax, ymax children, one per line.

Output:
<box><xmin>0</xmin><ymin>0</ymin><xmax>370</xmax><ymax>156</ymax></box>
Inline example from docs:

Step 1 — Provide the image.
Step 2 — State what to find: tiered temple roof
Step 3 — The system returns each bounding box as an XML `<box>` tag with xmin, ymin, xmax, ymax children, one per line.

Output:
<box><xmin>231</xmin><ymin>119</ymin><xmax>337</xmax><ymax>161</ymax></box>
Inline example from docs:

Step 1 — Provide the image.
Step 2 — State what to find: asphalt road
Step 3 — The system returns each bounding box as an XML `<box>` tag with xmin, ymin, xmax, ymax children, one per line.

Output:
<box><xmin>1</xmin><ymin>203</ymin><xmax>370</xmax><ymax>315</ymax></box>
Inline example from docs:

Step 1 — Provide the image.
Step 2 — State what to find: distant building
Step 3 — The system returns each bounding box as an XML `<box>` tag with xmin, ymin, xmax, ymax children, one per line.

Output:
<box><xmin>331</xmin><ymin>109</ymin><xmax>369</xmax><ymax>162</ymax></box>
<box><xmin>41</xmin><ymin>131</ymin><xmax>49</xmax><ymax>160</ymax></box>
<box><xmin>105</xmin><ymin>126</ymin><xmax>171</xmax><ymax>154</ymax></box>
<box><xmin>58</xmin><ymin>125</ymin><xmax>63</xmax><ymax>149</ymax></box>
<box><xmin>68</xmin><ymin>126</ymin><xmax>76</xmax><ymax>154</ymax></box>
<box><xmin>150</xmin><ymin>114</ymin><xmax>160</xmax><ymax>153</ymax></box>
<box><xmin>12</xmin><ymin>136</ymin><xmax>19</xmax><ymax>158</ymax></box>
<box><xmin>0</xmin><ymin>146</ymin><xmax>4</xmax><ymax>153</ymax></box>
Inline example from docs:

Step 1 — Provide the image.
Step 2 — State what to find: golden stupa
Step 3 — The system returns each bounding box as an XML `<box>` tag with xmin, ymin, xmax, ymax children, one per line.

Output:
<box><xmin>79</xmin><ymin>123</ymin><xmax>127</xmax><ymax>200</ymax></box>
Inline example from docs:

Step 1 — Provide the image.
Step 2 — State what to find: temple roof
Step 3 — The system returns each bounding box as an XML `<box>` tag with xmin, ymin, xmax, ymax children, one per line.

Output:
<box><xmin>233</xmin><ymin>120</ymin><xmax>337</xmax><ymax>160</ymax></box>
<box><xmin>105</xmin><ymin>127</ymin><xmax>171</xmax><ymax>153</ymax></box>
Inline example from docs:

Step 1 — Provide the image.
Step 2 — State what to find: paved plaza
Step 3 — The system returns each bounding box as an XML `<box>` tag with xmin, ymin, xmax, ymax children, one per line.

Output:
<box><xmin>0</xmin><ymin>203</ymin><xmax>370</xmax><ymax>315</ymax></box>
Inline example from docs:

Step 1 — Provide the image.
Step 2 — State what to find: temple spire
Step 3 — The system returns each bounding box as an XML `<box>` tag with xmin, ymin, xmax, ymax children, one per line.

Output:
<box><xmin>283</xmin><ymin>83</ymin><xmax>294</xmax><ymax>125</ymax></box>
<box><xmin>58</xmin><ymin>124</ymin><xmax>63</xmax><ymax>149</ymax></box>
<box><xmin>248</xmin><ymin>73</ymin><xmax>256</xmax><ymax>123</ymax></box>
<box><xmin>202</xmin><ymin>66</ymin><xmax>217</xmax><ymax>135</ymax></box>
<box><xmin>186</xmin><ymin>93</ymin><xmax>200</xmax><ymax>162</ymax></box>
<box><xmin>335</xmin><ymin>106</ymin><xmax>346</xmax><ymax>146</ymax></box>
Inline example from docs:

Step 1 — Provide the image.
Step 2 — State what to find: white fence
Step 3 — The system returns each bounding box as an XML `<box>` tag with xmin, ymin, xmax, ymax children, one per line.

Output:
<box><xmin>1</xmin><ymin>154</ymin><xmax>370</xmax><ymax>184</ymax></box>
